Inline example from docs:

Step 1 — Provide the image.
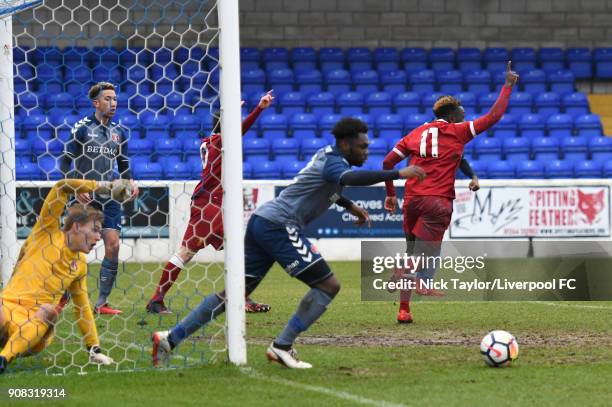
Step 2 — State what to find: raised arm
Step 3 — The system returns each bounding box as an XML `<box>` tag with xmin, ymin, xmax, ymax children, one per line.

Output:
<box><xmin>242</xmin><ymin>90</ymin><xmax>274</xmax><ymax>135</ymax></box>
<box><xmin>35</xmin><ymin>179</ymin><xmax>98</xmax><ymax>232</ymax></box>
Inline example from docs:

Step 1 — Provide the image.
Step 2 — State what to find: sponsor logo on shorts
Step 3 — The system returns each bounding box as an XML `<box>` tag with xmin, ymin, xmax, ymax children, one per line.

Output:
<box><xmin>285</xmin><ymin>260</ymin><xmax>300</xmax><ymax>272</ymax></box>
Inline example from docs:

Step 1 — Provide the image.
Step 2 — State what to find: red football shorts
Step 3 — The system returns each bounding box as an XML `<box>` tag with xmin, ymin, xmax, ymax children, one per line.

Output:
<box><xmin>182</xmin><ymin>193</ymin><xmax>224</xmax><ymax>252</ymax></box>
<box><xmin>402</xmin><ymin>195</ymin><xmax>453</xmax><ymax>243</ymax></box>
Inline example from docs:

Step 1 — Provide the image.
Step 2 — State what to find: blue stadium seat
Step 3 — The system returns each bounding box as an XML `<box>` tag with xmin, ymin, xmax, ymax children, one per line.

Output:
<box><xmin>393</xmin><ymin>92</ymin><xmax>420</xmax><ymax>115</ymax></box>
<box><xmin>532</xmin><ymin>136</ymin><xmax>560</xmax><ymax>161</ymax></box>
<box><xmin>353</xmin><ymin>70</ymin><xmax>379</xmax><ymax>94</ymax></box>
<box><xmin>562</xmin><ymin>93</ymin><xmax>590</xmax><ymax>118</ymax></box>
<box><xmin>241</xmin><ymin>69</ymin><xmax>266</xmax><ymax>95</ymax></box>
<box><xmin>118</xmin><ymin>114</ymin><xmax>142</xmax><ymax>139</ymax></box>
<box><xmin>519</xmin><ymin>114</ymin><xmax>545</xmax><ymax>138</ymax></box>
<box><xmin>511</xmin><ymin>48</ymin><xmax>537</xmax><ymax>72</ymax></box>
<box><xmin>155</xmin><ymin>138</ymin><xmax>182</xmax><ymax>155</ymax></box>
<box><xmin>243</xmin><ymin>161</ymin><xmax>253</xmax><ymax>179</ymax></box>
<box><xmin>244</xmin><ymin>138</ymin><xmax>270</xmax><ymax>163</ymax></box>
<box><xmin>17</xmin><ymin>91</ymin><xmax>39</xmax><ymax>110</ymax></box>
<box><xmin>251</xmin><ymin>160</ymin><xmax>280</xmax><ymax>179</ymax></box>
<box><xmin>438</xmin><ymin>70</ymin><xmax>463</xmax><ymax>94</ymax></box>
<box><xmin>404</xmin><ymin>113</ymin><xmax>429</xmax><ymax>133</ymax></box>
<box><xmin>410</xmin><ymin>70</ymin><xmax>435</xmax><ymax>95</ymax></box>
<box><xmin>503</xmin><ymin>137</ymin><xmax>530</xmax><ymax>162</ymax></box>
<box><xmin>133</xmin><ymin>161</ymin><xmax>162</xmax><ymax>180</ymax></box>
<box><xmin>478</xmin><ymin>92</ymin><xmax>498</xmax><ymax>113</ymax></box>
<box><xmin>376</xmin><ymin>114</ymin><xmax>403</xmax><ymax>141</ymax></box>
<box><xmin>603</xmin><ymin>161</ymin><xmax>612</xmax><ymax>178</ymax></box>
<box><xmin>163</xmin><ymin>161</ymin><xmax>191</xmax><ymax>180</ymax></box>
<box><xmin>143</xmin><ymin>115</ymin><xmax>171</xmax><ymax>140</ymax></box>
<box><xmin>260</xmin><ymin>114</ymin><xmax>289</xmax><ymax>140</ymax></box>
<box><xmin>455</xmin><ymin>92</ymin><xmax>477</xmax><ymax>115</ymax></box>
<box><xmin>272</xmin><ymin>138</ymin><xmax>299</xmax><ymax>163</ymax></box>
<box><xmin>534</xmin><ymin>92</ymin><xmax>561</xmax><ymax>119</ymax></box>
<box><xmin>147</xmin><ymin>94</ymin><xmax>165</xmax><ymax>110</ymax></box>
<box><xmin>547</xmin><ymin>114</ymin><xmax>574</xmax><ymax>138</ymax></box>
<box><xmin>549</xmin><ymin>70</ymin><xmax>576</xmax><ymax>95</ymax></box>
<box><xmin>594</xmin><ymin>47</ymin><xmax>612</xmax><ymax>79</ymax></box>
<box><xmin>63</xmin><ymin>46</ymin><xmax>88</xmax><ymax>65</ymax></box>
<box><xmin>491</xmin><ymin>70</ymin><xmax>506</xmax><ymax>92</ymax></box>
<box><xmin>516</xmin><ymin>160</ymin><xmax>545</xmax><ymax>179</ymax></box>
<box><xmin>167</xmin><ymin>93</ymin><xmax>191</xmax><ymax>115</ymax></box>
<box><xmin>483</xmin><ymin>48</ymin><xmax>509</xmax><ymax>74</ymax></box>
<box><xmin>267</xmin><ymin>68</ymin><xmax>294</xmax><ymax>96</ymax></box>
<box><xmin>37</xmin><ymin>155</ymin><xmax>62</xmax><ymax>180</ymax></box>
<box><xmin>290</xmin><ymin>113</ymin><xmax>318</xmax><ymax>139</ymax></box>
<box><xmin>346</xmin><ymin>47</ymin><xmax>373</xmax><ymax>73</ymax></box>
<box><xmin>380</xmin><ymin>70</ymin><xmax>407</xmax><ymax>96</ymax></box>
<box><xmin>561</xmin><ymin>136</ymin><xmax>588</xmax><ymax>161</ymax></box>
<box><xmin>493</xmin><ymin>114</ymin><xmax>518</xmax><ymax>139</ymax></box>
<box><xmin>475</xmin><ymin>136</ymin><xmax>501</xmax><ymax>161</ymax></box>
<box><xmin>521</xmin><ymin>69</ymin><xmax>547</xmax><ymax>95</ymax></box>
<box><xmin>566</xmin><ymin>48</ymin><xmax>592</xmax><ymax>79</ymax></box>
<box><xmin>467</xmin><ymin>159</ymin><xmax>487</xmax><ymax>178</ymax></box>
<box><xmin>538</xmin><ymin>48</ymin><xmax>565</xmax><ymax>74</ymax></box>
<box><xmin>172</xmin><ymin>114</ymin><xmax>202</xmax><ymax>138</ymax></box>
<box><xmin>300</xmin><ymin>138</ymin><xmax>328</xmax><ymax>159</ymax></box>
<box><xmin>487</xmin><ymin>160</ymin><xmax>515</xmax><ymax>179</ymax></box>
<box><xmin>367</xmin><ymin>137</ymin><xmax>388</xmax><ymax>156</ymax></box>
<box><xmin>457</xmin><ymin>48</ymin><xmax>482</xmax><ymax>73</ymax></box>
<box><xmin>92</xmin><ymin>66</ymin><xmax>122</xmax><ymax>84</ymax></box>
<box><xmin>38</xmin><ymin>62</ymin><xmax>62</xmax><ymax>82</ymax></box>
<box><xmin>240</xmin><ymin>47</ymin><xmax>261</xmax><ymax>70</ymax></box>
<box><xmin>296</xmin><ymin>70</ymin><xmax>323</xmax><ymax>97</ymax></box>
<box><xmin>307</xmin><ymin>92</ymin><xmax>335</xmax><ymax>118</ymax></box>
<box><xmin>545</xmin><ymin>159</ymin><xmax>573</xmax><ymax>178</ymax></box>
<box><xmin>429</xmin><ymin>48</ymin><xmax>455</xmax><ymax>73</ymax></box>
<box><xmin>374</xmin><ymin>47</ymin><xmax>400</xmax><ymax>73</ymax></box>
<box><xmin>465</xmin><ymin>70</ymin><xmax>491</xmax><ymax>96</ymax></box>
<box><xmin>589</xmin><ymin>136</ymin><xmax>612</xmax><ymax>163</ymax></box>
<box><xmin>24</xmin><ymin>114</ymin><xmax>52</xmax><ymax>140</ymax></box>
<box><xmin>365</xmin><ymin>154</ymin><xmax>385</xmax><ymax>170</ymax></box>
<box><xmin>508</xmin><ymin>92</ymin><xmax>533</xmax><ymax>116</ymax></box>
<box><xmin>16</xmin><ymin>159</ymin><xmax>42</xmax><ymax>180</ymax></box>
<box><xmin>401</xmin><ymin>47</ymin><xmax>427</xmax><ymax>74</ymax></box>
<box><xmin>325</xmin><ymin>70</ymin><xmax>351</xmax><ymax>97</ymax></box>
<box><xmin>64</xmin><ymin>64</ymin><xmax>91</xmax><ymax>83</ymax></box>
<box><xmin>574</xmin><ymin>160</ymin><xmax>602</xmax><ymax>178</ymax></box>
<box><xmin>281</xmin><ymin>160</ymin><xmax>305</xmax><ymax>179</ymax></box>
<box><xmin>421</xmin><ymin>92</ymin><xmax>445</xmax><ymax>112</ymax></box>
<box><xmin>575</xmin><ymin>114</ymin><xmax>603</xmax><ymax>137</ymax></box>
<box><xmin>291</xmin><ymin>47</ymin><xmax>317</xmax><ymax>73</ymax></box>
<box><xmin>365</xmin><ymin>92</ymin><xmax>392</xmax><ymax>115</ymax></box>
<box><xmin>262</xmin><ymin>47</ymin><xmax>289</xmax><ymax>71</ymax></box>
<box><xmin>15</xmin><ymin>138</ymin><xmax>31</xmax><ymax>156</ymax></box>
<box><xmin>318</xmin><ymin>47</ymin><xmax>345</xmax><ymax>73</ymax></box>
<box><xmin>353</xmin><ymin>113</ymin><xmax>373</xmax><ymax>130</ymax></box>
<box><xmin>182</xmin><ymin>137</ymin><xmax>201</xmax><ymax>156</ymax></box>
<box><xmin>128</xmin><ymin>138</ymin><xmax>154</xmax><ymax>156</ymax></box>
<box><xmin>337</xmin><ymin>92</ymin><xmax>365</xmax><ymax>116</ymax></box>
<box><xmin>280</xmin><ymin>92</ymin><xmax>306</xmax><ymax>117</ymax></box>
<box><xmin>319</xmin><ymin>114</ymin><xmax>342</xmax><ymax>139</ymax></box>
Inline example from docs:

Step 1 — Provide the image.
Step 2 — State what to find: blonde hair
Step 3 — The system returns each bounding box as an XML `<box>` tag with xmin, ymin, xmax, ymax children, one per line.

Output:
<box><xmin>62</xmin><ymin>204</ymin><xmax>104</xmax><ymax>232</ymax></box>
<box><xmin>433</xmin><ymin>95</ymin><xmax>461</xmax><ymax>119</ymax></box>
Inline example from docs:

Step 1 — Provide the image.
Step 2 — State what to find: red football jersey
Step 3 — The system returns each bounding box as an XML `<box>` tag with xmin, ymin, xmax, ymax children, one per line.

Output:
<box><xmin>393</xmin><ymin>119</ymin><xmax>475</xmax><ymax>198</ymax></box>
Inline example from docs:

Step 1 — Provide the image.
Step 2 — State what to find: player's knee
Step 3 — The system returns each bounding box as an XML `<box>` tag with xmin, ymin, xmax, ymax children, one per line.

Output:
<box><xmin>36</xmin><ymin>304</ymin><xmax>59</xmax><ymax>325</ymax></box>
<box><xmin>317</xmin><ymin>276</ymin><xmax>341</xmax><ymax>298</ymax></box>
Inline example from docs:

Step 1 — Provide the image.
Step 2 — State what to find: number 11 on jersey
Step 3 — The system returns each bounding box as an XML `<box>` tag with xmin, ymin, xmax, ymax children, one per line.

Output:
<box><xmin>419</xmin><ymin>127</ymin><xmax>439</xmax><ymax>158</ymax></box>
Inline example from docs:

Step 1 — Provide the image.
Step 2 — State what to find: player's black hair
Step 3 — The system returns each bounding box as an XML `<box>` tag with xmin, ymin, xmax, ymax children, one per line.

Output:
<box><xmin>88</xmin><ymin>82</ymin><xmax>116</xmax><ymax>100</ymax></box>
<box><xmin>433</xmin><ymin>95</ymin><xmax>462</xmax><ymax>120</ymax></box>
<box><xmin>331</xmin><ymin>117</ymin><xmax>368</xmax><ymax>141</ymax></box>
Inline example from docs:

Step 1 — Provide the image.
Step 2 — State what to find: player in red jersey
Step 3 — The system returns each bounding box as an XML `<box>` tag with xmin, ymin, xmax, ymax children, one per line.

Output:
<box><xmin>383</xmin><ymin>62</ymin><xmax>519</xmax><ymax>323</ymax></box>
<box><xmin>146</xmin><ymin>91</ymin><xmax>275</xmax><ymax>314</ymax></box>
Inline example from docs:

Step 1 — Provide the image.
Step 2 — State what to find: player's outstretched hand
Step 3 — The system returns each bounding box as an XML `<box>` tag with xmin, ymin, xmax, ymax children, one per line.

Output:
<box><xmin>76</xmin><ymin>192</ymin><xmax>92</xmax><ymax>204</ymax></box>
<box><xmin>96</xmin><ymin>179</ymin><xmax>133</xmax><ymax>203</ymax></box>
<box><xmin>348</xmin><ymin>203</ymin><xmax>371</xmax><ymax>228</ymax></box>
<box><xmin>399</xmin><ymin>165</ymin><xmax>426</xmax><ymax>182</ymax></box>
<box><xmin>384</xmin><ymin>196</ymin><xmax>397</xmax><ymax>213</ymax></box>
<box><xmin>469</xmin><ymin>176</ymin><xmax>480</xmax><ymax>192</ymax></box>
<box><xmin>505</xmin><ymin>61</ymin><xmax>519</xmax><ymax>87</ymax></box>
<box><xmin>88</xmin><ymin>346</ymin><xmax>114</xmax><ymax>365</ymax></box>
<box><xmin>258</xmin><ymin>90</ymin><xmax>275</xmax><ymax>109</ymax></box>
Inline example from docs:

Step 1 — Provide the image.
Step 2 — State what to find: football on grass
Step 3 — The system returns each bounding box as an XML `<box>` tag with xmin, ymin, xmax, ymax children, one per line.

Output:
<box><xmin>480</xmin><ymin>330</ymin><xmax>519</xmax><ymax>367</ymax></box>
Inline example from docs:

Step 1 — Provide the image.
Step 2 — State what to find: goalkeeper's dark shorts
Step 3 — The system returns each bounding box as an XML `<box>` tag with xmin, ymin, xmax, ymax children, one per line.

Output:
<box><xmin>244</xmin><ymin>215</ymin><xmax>332</xmax><ymax>290</ymax></box>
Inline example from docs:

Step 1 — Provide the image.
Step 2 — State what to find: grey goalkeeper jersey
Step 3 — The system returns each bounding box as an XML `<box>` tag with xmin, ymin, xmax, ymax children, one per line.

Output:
<box><xmin>255</xmin><ymin>145</ymin><xmax>351</xmax><ymax>228</ymax></box>
<box><xmin>61</xmin><ymin>114</ymin><xmax>132</xmax><ymax>181</ymax></box>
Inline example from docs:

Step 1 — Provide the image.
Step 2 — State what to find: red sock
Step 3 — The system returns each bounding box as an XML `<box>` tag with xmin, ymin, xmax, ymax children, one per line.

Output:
<box><xmin>152</xmin><ymin>261</ymin><xmax>183</xmax><ymax>302</ymax></box>
<box><xmin>399</xmin><ymin>289</ymin><xmax>411</xmax><ymax>312</ymax></box>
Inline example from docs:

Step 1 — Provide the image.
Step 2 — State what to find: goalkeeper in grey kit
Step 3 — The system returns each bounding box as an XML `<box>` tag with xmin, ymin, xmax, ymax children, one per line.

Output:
<box><xmin>60</xmin><ymin>81</ymin><xmax>139</xmax><ymax>315</ymax></box>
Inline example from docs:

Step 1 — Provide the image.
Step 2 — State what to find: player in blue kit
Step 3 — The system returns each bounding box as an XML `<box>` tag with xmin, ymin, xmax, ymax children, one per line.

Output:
<box><xmin>152</xmin><ymin>117</ymin><xmax>425</xmax><ymax>369</ymax></box>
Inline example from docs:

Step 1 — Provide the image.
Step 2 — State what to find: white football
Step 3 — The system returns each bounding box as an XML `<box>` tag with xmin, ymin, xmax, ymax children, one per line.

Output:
<box><xmin>480</xmin><ymin>330</ymin><xmax>519</xmax><ymax>367</ymax></box>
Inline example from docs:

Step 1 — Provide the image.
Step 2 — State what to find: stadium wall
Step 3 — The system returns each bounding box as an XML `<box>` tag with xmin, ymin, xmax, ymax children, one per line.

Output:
<box><xmin>12</xmin><ymin>179</ymin><xmax>612</xmax><ymax>263</ymax></box>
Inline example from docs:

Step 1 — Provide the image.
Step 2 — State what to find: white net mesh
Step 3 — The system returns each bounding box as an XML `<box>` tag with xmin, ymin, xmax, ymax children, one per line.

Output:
<box><xmin>2</xmin><ymin>0</ymin><xmax>233</xmax><ymax>374</ymax></box>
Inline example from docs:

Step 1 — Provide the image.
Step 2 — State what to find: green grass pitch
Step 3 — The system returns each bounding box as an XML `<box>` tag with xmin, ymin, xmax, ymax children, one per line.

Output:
<box><xmin>3</xmin><ymin>261</ymin><xmax>612</xmax><ymax>407</ymax></box>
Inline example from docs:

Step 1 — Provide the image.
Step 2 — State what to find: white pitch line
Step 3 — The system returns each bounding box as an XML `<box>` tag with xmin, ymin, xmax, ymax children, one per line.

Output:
<box><xmin>533</xmin><ymin>302</ymin><xmax>612</xmax><ymax>310</ymax></box>
<box><xmin>239</xmin><ymin>366</ymin><xmax>407</xmax><ymax>407</ymax></box>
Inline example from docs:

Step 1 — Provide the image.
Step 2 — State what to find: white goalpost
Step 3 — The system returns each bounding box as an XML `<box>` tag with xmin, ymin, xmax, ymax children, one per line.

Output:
<box><xmin>1</xmin><ymin>0</ymin><xmax>246</xmax><ymax>373</ymax></box>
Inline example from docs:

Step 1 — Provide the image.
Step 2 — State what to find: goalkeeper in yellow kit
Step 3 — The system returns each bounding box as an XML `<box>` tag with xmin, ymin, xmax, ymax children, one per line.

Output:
<box><xmin>0</xmin><ymin>178</ymin><xmax>131</xmax><ymax>373</ymax></box>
